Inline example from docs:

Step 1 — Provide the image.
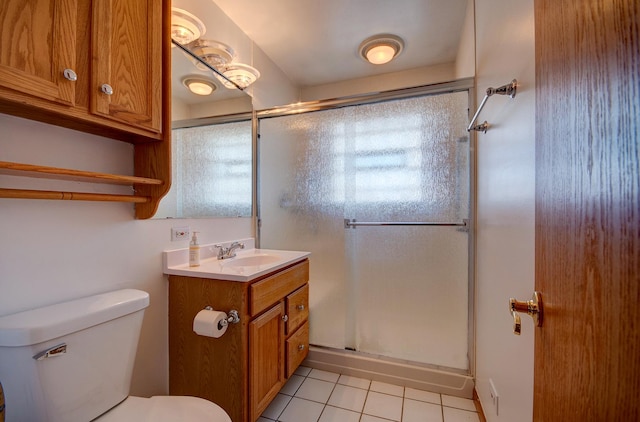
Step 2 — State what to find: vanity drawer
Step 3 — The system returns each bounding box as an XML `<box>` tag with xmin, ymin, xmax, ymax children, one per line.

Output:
<box><xmin>251</xmin><ymin>260</ymin><xmax>309</xmax><ymax>316</ymax></box>
<box><xmin>286</xmin><ymin>321</ymin><xmax>309</xmax><ymax>378</ymax></box>
<box><xmin>286</xmin><ymin>284</ymin><xmax>309</xmax><ymax>335</ymax></box>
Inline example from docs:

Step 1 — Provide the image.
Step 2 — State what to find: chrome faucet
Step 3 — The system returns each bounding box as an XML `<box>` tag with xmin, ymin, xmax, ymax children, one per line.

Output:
<box><xmin>216</xmin><ymin>241</ymin><xmax>245</xmax><ymax>260</ymax></box>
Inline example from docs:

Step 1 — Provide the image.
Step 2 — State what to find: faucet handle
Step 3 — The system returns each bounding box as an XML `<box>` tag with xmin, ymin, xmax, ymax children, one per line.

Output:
<box><xmin>213</xmin><ymin>244</ymin><xmax>226</xmax><ymax>259</ymax></box>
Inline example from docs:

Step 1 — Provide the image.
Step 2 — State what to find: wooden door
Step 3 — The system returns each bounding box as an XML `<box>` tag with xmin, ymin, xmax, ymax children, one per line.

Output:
<box><xmin>249</xmin><ymin>303</ymin><xmax>285</xmax><ymax>422</ymax></box>
<box><xmin>0</xmin><ymin>0</ymin><xmax>77</xmax><ymax>105</ymax></box>
<box><xmin>534</xmin><ymin>0</ymin><xmax>639</xmax><ymax>420</ymax></box>
<box><xmin>91</xmin><ymin>0</ymin><xmax>162</xmax><ymax>133</ymax></box>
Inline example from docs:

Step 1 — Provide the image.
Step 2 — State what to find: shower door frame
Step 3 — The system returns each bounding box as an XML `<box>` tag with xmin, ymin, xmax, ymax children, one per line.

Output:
<box><xmin>254</xmin><ymin>78</ymin><xmax>477</xmax><ymax>377</ymax></box>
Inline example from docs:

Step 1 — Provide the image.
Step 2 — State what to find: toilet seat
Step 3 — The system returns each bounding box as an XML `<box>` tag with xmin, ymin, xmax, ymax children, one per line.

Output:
<box><xmin>95</xmin><ymin>395</ymin><xmax>232</xmax><ymax>421</ymax></box>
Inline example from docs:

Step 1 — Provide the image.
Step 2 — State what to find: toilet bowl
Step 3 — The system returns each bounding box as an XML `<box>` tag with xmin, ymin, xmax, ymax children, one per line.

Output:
<box><xmin>0</xmin><ymin>289</ymin><xmax>231</xmax><ymax>422</ymax></box>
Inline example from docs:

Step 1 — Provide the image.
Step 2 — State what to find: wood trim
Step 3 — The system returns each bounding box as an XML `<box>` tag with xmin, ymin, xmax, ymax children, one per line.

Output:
<box><xmin>473</xmin><ymin>388</ymin><xmax>487</xmax><ymax>422</ymax></box>
<box><xmin>0</xmin><ymin>188</ymin><xmax>149</xmax><ymax>203</ymax></box>
<box><xmin>0</xmin><ymin>161</ymin><xmax>162</xmax><ymax>185</ymax></box>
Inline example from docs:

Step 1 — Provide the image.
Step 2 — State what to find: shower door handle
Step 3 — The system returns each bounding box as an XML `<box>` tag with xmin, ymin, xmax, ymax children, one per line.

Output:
<box><xmin>509</xmin><ymin>292</ymin><xmax>543</xmax><ymax>335</ymax></box>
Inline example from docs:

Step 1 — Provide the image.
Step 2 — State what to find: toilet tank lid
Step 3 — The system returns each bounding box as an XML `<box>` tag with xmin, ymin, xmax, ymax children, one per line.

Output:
<box><xmin>0</xmin><ymin>289</ymin><xmax>149</xmax><ymax>347</ymax></box>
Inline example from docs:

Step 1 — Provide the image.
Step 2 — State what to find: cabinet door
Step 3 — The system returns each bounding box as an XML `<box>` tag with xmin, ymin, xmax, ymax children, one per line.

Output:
<box><xmin>249</xmin><ymin>302</ymin><xmax>285</xmax><ymax>421</ymax></box>
<box><xmin>91</xmin><ymin>0</ymin><xmax>161</xmax><ymax>133</ymax></box>
<box><xmin>0</xmin><ymin>0</ymin><xmax>77</xmax><ymax>105</ymax></box>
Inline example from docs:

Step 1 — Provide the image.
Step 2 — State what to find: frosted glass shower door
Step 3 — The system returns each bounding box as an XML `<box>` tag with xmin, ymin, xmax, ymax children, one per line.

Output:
<box><xmin>259</xmin><ymin>91</ymin><xmax>471</xmax><ymax>370</ymax></box>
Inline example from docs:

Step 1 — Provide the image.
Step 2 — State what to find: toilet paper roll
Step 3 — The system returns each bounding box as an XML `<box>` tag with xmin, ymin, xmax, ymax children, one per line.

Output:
<box><xmin>193</xmin><ymin>309</ymin><xmax>228</xmax><ymax>338</ymax></box>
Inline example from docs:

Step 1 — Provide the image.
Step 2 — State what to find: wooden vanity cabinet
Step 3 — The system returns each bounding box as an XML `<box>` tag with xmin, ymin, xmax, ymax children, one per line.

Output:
<box><xmin>169</xmin><ymin>259</ymin><xmax>310</xmax><ymax>422</ymax></box>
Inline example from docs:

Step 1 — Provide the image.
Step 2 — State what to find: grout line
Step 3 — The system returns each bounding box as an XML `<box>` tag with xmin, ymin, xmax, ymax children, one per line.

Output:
<box><xmin>271</xmin><ymin>367</ymin><xmax>478</xmax><ymax>422</ymax></box>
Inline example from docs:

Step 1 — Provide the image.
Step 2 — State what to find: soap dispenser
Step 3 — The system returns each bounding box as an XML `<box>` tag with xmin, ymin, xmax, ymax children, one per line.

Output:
<box><xmin>189</xmin><ymin>232</ymin><xmax>200</xmax><ymax>267</ymax></box>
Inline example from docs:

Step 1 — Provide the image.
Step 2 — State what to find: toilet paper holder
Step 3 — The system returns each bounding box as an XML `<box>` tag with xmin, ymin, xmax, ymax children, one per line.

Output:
<box><xmin>204</xmin><ymin>306</ymin><xmax>240</xmax><ymax>329</ymax></box>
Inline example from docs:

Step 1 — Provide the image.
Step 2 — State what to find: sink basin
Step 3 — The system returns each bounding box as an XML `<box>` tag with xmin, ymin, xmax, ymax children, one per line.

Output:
<box><xmin>223</xmin><ymin>254</ymin><xmax>282</xmax><ymax>267</ymax></box>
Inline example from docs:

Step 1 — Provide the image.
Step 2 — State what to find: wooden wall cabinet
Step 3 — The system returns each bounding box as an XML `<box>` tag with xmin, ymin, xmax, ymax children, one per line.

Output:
<box><xmin>169</xmin><ymin>260</ymin><xmax>310</xmax><ymax>422</ymax></box>
<box><xmin>0</xmin><ymin>0</ymin><xmax>171</xmax><ymax>218</ymax></box>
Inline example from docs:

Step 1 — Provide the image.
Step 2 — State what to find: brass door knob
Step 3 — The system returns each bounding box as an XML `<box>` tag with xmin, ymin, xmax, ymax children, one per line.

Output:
<box><xmin>509</xmin><ymin>291</ymin><xmax>543</xmax><ymax>335</ymax></box>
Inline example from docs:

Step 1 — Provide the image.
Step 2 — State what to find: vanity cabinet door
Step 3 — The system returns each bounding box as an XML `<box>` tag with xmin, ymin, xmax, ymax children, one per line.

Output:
<box><xmin>249</xmin><ymin>302</ymin><xmax>285</xmax><ymax>422</ymax></box>
<box><xmin>90</xmin><ymin>0</ymin><xmax>162</xmax><ymax>133</ymax></box>
<box><xmin>0</xmin><ymin>0</ymin><xmax>78</xmax><ymax>105</ymax></box>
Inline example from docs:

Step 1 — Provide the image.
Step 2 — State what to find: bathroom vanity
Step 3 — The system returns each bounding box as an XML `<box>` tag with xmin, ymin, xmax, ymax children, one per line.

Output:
<box><xmin>165</xmin><ymin>245</ymin><xmax>310</xmax><ymax>422</ymax></box>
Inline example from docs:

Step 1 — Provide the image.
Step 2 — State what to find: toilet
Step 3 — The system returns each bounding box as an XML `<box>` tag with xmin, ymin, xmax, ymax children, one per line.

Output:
<box><xmin>0</xmin><ymin>289</ymin><xmax>231</xmax><ymax>422</ymax></box>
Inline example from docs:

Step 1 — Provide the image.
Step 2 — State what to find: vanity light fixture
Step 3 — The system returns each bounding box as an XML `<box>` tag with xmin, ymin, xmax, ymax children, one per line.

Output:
<box><xmin>359</xmin><ymin>34</ymin><xmax>404</xmax><ymax>65</ymax></box>
<box><xmin>171</xmin><ymin>8</ymin><xmax>206</xmax><ymax>46</ymax></box>
<box><xmin>186</xmin><ymin>39</ymin><xmax>235</xmax><ymax>71</ymax></box>
<box><xmin>219</xmin><ymin>63</ymin><xmax>261</xmax><ymax>89</ymax></box>
<box><xmin>182</xmin><ymin>77</ymin><xmax>217</xmax><ymax>96</ymax></box>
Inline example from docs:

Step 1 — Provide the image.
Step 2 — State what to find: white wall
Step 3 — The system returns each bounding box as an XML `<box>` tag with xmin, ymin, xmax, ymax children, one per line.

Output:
<box><xmin>0</xmin><ymin>113</ymin><xmax>253</xmax><ymax>397</ymax></box>
<box><xmin>455</xmin><ymin>0</ymin><xmax>476</xmax><ymax>79</ymax></box>
<box><xmin>474</xmin><ymin>0</ymin><xmax>535</xmax><ymax>420</ymax></box>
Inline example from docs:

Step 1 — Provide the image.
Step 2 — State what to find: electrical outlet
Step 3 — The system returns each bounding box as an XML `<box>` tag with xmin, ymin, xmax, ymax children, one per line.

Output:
<box><xmin>489</xmin><ymin>378</ymin><xmax>499</xmax><ymax>416</ymax></box>
<box><xmin>171</xmin><ymin>226</ymin><xmax>190</xmax><ymax>241</ymax></box>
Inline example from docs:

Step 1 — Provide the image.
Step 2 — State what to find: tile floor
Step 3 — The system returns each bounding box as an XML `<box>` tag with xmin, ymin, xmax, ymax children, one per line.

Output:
<box><xmin>258</xmin><ymin>366</ymin><xmax>481</xmax><ymax>422</ymax></box>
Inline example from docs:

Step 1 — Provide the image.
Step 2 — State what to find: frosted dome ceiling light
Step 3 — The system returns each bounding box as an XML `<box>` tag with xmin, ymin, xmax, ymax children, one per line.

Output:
<box><xmin>171</xmin><ymin>8</ymin><xmax>206</xmax><ymax>46</ymax></box>
<box><xmin>186</xmin><ymin>39</ymin><xmax>235</xmax><ymax>71</ymax></box>
<box><xmin>358</xmin><ymin>34</ymin><xmax>404</xmax><ymax>65</ymax></box>
<box><xmin>220</xmin><ymin>63</ymin><xmax>261</xmax><ymax>89</ymax></box>
<box><xmin>182</xmin><ymin>77</ymin><xmax>217</xmax><ymax>96</ymax></box>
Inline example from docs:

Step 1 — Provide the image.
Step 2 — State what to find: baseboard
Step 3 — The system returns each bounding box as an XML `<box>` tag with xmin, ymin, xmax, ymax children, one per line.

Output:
<box><xmin>302</xmin><ymin>346</ymin><xmax>475</xmax><ymax>399</ymax></box>
<box><xmin>474</xmin><ymin>388</ymin><xmax>488</xmax><ymax>421</ymax></box>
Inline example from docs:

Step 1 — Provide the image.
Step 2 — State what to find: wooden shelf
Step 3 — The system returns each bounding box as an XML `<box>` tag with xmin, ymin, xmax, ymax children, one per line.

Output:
<box><xmin>0</xmin><ymin>161</ymin><xmax>163</xmax><ymax>185</ymax></box>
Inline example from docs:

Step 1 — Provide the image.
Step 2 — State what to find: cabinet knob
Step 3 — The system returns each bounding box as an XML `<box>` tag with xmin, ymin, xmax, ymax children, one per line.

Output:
<box><xmin>63</xmin><ymin>69</ymin><xmax>77</xmax><ymax>82</ymax></box>
<box><xmin>296</xmin><ymin>304</ymin><xmax>305</xmax><ymax>311</ymax></box>
<box><xmin>282</xmin><ymin>314</ymin><xmax>289</xmax><ymax>322</ymax></box>
<box><xmin>298</xmin><ymin>344</ymin><xmax>305</xmax><ymax>351</ymax></box>
<box><xmin>101</xmin><ymin>84</ymin><xmax>114</xmax><ymax>95</ymax></box>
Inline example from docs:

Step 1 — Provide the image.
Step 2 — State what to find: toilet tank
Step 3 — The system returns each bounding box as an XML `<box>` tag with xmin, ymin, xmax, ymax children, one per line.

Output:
<box><xmin>0</xmin><ymin>289</ymin><xmax>149</xmax><ymax>422</ymax></box>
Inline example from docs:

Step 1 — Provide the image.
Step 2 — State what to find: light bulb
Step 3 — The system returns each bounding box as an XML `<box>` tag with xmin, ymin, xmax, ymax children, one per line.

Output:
<box><xmin>366</xmin><ymin>45</ymin><xmax>396</xmax><ymax>65</ymax></box>
<box><xmin>185</xmin><ymin>80</ymin><xmax>214</xmax><ymax>96</ymax></box>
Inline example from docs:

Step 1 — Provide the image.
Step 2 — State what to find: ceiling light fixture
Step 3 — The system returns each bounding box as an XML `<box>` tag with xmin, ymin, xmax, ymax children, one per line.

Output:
<box><xmin>219</xmin><ymin>63</ymin><xmax>261</xmax><ymax>89</ymax></box>
<box><xmin>358</xmin><ymin>34</ymin><xmax>404</xmax><ymax>65</ymax></box>
<box><xmin>171</xmin><ymin>8</ymin><xmax>206</xmax><ymax>46</ymax></box>
<box><xmin>186</xmin><ymin>39</ymin><xmax>235</xmax><ymax>71</ymax></box>
<box><xmin>182</xmin><ymin>77</ymin><xmax>217</xmax><ymax>96</ymax></box>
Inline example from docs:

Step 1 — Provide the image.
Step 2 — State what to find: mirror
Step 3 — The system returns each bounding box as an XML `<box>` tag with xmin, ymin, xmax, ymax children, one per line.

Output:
<box><xmin>157</xmin><ymin>0</ymin><xmax>475</xmax><ymax>218</ymax></box>
<box><xmin>155</xmin><ymin>0</ymin><xmax>255</xmax><ymax>219</ymax></box>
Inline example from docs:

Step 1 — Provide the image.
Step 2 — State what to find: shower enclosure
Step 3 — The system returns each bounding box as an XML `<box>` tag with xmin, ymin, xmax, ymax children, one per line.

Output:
<box><xmin>257</xmin><ymin>82</ymin><xmax>474</xmax><ymax>390</ymax></box>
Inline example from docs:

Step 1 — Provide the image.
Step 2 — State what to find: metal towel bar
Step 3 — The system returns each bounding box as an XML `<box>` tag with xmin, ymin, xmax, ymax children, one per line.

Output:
<box><xmin>344</xmin><ymin>219</ymin><xmax>468</xmax><ymax>229</ymax></box>
<box><xmin>467</xmin><ymin>79</ymin><xmax>517</xmax><ymax>133</ymax></box>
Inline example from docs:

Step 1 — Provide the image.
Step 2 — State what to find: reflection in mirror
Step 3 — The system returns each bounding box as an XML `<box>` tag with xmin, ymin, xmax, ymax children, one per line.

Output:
<box><xmin>155</xmin><ymin>119</ymin><xmax>252</xmax><ymax>218</ymax></box>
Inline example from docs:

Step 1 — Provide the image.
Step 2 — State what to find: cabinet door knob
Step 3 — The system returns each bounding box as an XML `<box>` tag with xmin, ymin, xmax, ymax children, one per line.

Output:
<box><xmin>282</xmin><ymin>314</ymin><xmax>289</xmax><ymax>322</ymax></box>
<box><xmin>63</xmin><ymin>69</ymin><xmax>77</xmax><ymax>82</ymax></box>
<box><xmin>297</xmin><ymin>304</ymin><xmax>305</xmax><ymax>311</ymax></box>
<box><xmin>298</xmin><ymin>344</ymin><xmax>305</xmax><ymax>351</ymax></box>
<box><xmin>101</xmin><ymin>84</ymin><xmax>114</xmax><ymax>95</ymax></box>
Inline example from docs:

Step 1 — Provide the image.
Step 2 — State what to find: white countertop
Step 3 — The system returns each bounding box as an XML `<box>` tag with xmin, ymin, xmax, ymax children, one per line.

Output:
<box><xmin>163</xmin><ymin>241</ymin><xmax>310</xmax><ymax>282</ymax></box>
